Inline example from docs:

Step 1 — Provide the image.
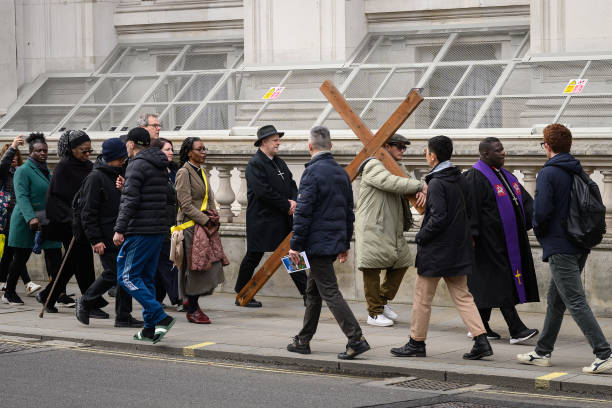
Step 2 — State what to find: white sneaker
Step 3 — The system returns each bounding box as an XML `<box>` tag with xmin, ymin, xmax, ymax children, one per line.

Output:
<box><xmin>367</xmin><ymin>314</ymin><xmax>394</xmax><ymax>327</ymax></box>
<box><xmin>24</xmin><ymin>282</ymin><xmax>41</xmax><ymax>296</ymax></box>
<box><xmin>516</xmin><ymin>350</ymin><xmax>552</xmax><ymax>367</ymax></box>
<box><xmin>467</xmin><ymin>332</ymin><xmax>473</xmax><ymax>338</ymax></box>
<box><xmin>582</xmin><ymin>357</ymin><xmax>612</xmax><ymax>374</ymax></box>
<box><xmin>383</xmin><ymin>304</ymin><xmax>398</xmax><ymax>321</ymax></box>
<box><xmin>0</xmin><ymin>281</ymin><xmax>6</xmax><ymax>291</ymax></box>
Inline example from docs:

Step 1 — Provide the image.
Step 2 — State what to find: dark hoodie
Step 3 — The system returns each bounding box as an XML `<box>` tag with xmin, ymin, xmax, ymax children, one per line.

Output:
<box><xmin>534</xmin><ymin>152</ymin><xmax>587</xmax><ymax>261</ymax></box>
<box><xmin>415</xmin><ymin>164</ymin><xmax>473</xmax><ymax>278</ymax></box>
<box><xmin>114</xmin><ymin>147</ymin><xmax>170</xmax><ymax>236</ymax></box>
<box><xmin>80</xmin><ymin>157</ymin><xmax>123</xmax><ymax>248</ymax></box>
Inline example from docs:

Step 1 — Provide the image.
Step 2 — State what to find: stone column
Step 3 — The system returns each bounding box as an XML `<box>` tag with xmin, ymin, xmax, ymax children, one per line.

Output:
<box><xmin>215</xmin><ymin>165</ymin><xmax>236</xmax><ymax>223</ymax></box>
<box><xmin>601</xmin><ymin>170</ymin><xmax>612</xmax><ymax>233</ymax></box>
<box><xmin>522</xmin><ymin>168</ymin><xmax>537</xmax><ymax>197</ymax></box>
<box><xmin>235</xmin><ymin>166</ymin><xmax>248</xmax><ymax>223</ymax></box>
<box><xmin>0</xmin><ymin>0</ymin><xmax>17</xmax><ymax>115</ymax></box>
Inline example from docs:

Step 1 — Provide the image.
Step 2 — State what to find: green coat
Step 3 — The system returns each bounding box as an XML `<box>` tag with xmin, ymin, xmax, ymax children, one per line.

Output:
<box><xmin>8</xmin><ymin>159</ymin><xmax>62</xmax><ymax>249</ymax></box>
<box><xmin>355</xmin><ymin>158</ymin><xmax>423</xmax><ymax>270</ymax></box>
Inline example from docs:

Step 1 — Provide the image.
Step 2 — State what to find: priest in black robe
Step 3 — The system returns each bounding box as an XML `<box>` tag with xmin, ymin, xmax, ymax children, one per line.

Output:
<box><xmin>463</xmin><ymin>137</ymin><xmax>540</xmax><ymax>344</ymax></box>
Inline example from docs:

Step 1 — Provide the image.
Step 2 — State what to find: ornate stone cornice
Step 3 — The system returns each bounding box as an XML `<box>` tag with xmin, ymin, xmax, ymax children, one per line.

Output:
<box><xmin>365</xmin><ymin>5</ymin><xmax>530</xmax><ymax>24</ymax></box>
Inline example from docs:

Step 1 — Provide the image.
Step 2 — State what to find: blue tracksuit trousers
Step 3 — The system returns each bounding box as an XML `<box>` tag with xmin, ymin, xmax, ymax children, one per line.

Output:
<box><xmin>117</xmin><ymin>234</ymin><xmax>167</xmax><ymax>328</ymax></box>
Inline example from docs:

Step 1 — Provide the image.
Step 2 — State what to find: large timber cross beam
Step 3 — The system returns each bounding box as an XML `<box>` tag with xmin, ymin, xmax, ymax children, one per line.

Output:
<box><xmin>236</xmin><ymin>80</ymin><xmax>424</xmax><ymax>306</ymax></box>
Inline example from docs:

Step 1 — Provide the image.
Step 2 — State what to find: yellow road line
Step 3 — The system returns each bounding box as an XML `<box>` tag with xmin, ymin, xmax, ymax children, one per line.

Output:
<box><xmin>183</xmin><ymin>341</ymin><xmax>215</xmax><ymax>357</ymax></box>
<box><xmin>534</xmin><ymin>371</ymin><xmax>568</xmax><ymax>389</ymax></box>
<box><xmin>477</xmin><ymin>389</ymin><xmax>612</xmax><ymax>404</ymax></box>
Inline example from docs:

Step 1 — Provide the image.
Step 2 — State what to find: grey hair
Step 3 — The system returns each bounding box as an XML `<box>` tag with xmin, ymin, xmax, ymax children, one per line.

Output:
<box><xmin>136</xmin><ymin>113</ymin><xmax>159</xmax><ymax>127</ymax></box>
<box><xmin>309</xmin><ymin>126</ymin><xmax>331</xmax><ymax>151</ymax></box>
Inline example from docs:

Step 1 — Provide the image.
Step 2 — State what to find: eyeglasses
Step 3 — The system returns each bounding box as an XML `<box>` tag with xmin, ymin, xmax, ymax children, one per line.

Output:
<box><xmin>193</xmin><ymin>147</ymin><xmax>208</xmax><ymax>153</ymax></box>
<box><xmin>78</xmin><ymin>149</ymin><xmax>94</xmax><ymax>154</ymax></box>
<box><xmin>389</xmin><ymin>143</ymin><xmax>407</xmax><ymax>151</ymax></box>
<box><xmin>540</xmin><ymin>142</ymin><xmax>546</xmax><ymax>149</ymax></box>
<box><xmin>147</xmin><ymin>123</ymin><xmax>162</xmax><ymax>129</ymax></box>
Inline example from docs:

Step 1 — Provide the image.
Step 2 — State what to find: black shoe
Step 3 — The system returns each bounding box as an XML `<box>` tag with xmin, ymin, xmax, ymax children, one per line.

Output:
<box><xmin>35</xmin><ymin>292</ymin><xmax>45</xmax><ymax>305</ymax></box>
<box><xmin>176</xmin><ymin>300</ymin><xmax>185</xmax><ymax>313</ymax></box>
<box><xmin>115</xmin><ymin>315</ymin><xmax>144</xmax><ymax>328</ymax></box>
<box><xmin>303</xmin><ymin>295</ymin><xmax>307</xmax><ymax>307</ymax></box>
<box><xmin>75</xmin><ymin>298</ymin><xmax>89</xmax><ymax>325</ymax></box>
<box><xmin>1</xmin><ymin>292</ymin><xmax>24</xmax><ymax>306</ymax></box>
<box><xmin>57</xmin><ymin>294</ymin><xmax>76</xmax><ymax>308</ymax></box>
<box><xmin>390</xmin><ymin>338</ymin><xmax>426</xmax><ymax>357</ymax></box>
<box><xmin>45</xmin><ymin>304</ymin><xmax>58</xmax><ymax>313</ymax></box>
<box><xmin>287</xmin><ymin>336</ymin><xmax>311</xmax><ymax>354</ymax></box>
<box><xmin>486</xmin><ymin>328</ymin><xmax>501</xmax><ymax>340</ymax></box>
<box><xmin>338</xmin><ymin>336</ymin><xmax>370</xmax><ymax>360</ymax></box>
<box><xmin>463</xmin><ymin>333</ymin><xmax>494</xmax><ymax>360</ymax></box>
<box><xmin>89</xmin><ymin>308</ymin><xmax>109</xmax><ymax>319</ymax></box>
<box><xmin>235</xmin><ymin>298</ymin><xmax>262</xmax><ymax>308</ymax></box>
<box><xmin>510</xmin><ymin>328</ymin><xmax>539</xmax><ymax>345</ymax></box>
<box><xmin>108</xmin><ymin>286</ymin><xmax>117</xmax><ymax>298</ymax></box>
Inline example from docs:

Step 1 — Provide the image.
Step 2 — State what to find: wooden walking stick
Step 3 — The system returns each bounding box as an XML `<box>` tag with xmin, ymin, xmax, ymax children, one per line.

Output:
<box><xmin>39</xmin><ymin>236</ymin><xmax>76</xmax><ymax>318</ymax></box>
<box><xmin>235</xmin><ymin>81</ymin><xmax>425</xmax><ymax>306</ymax></box>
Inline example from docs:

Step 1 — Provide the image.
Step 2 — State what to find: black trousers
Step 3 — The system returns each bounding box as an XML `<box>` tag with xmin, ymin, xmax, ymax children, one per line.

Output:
<box><xmin>0</xmin><ymin>245</ymin><xmax>30</xmax><ymax>284</ymax></box>
<box><xmin>155</xmin><ymin>237</ymin><xmax>179</xmax><ymax>305</ymax></box>
<box><xmin>40</xmin><ymin>235</ymin><xmax>95</xmax><ymax>306</ymax></box>
<box><xmin>298</xmin><ymin>255</ymin><xmax>362</xmax><ymax>343</ymax></box>
<box><xmin>5</xmin><ymin>247</ymin><xmax>61</xmax><ymax>295</ymax></box>
<box><xmin>478</xmin><ymin>306</ymin><xmax>528</xmax><ymax>337</ymax></box>
<box><xmin>235</xmin><ymin>251</ymin><xmax>307</xmax><ymax>296</ymax></box>
<box><xmin>81</xmin><ymin>249</ymin><xmax>133</xmax><ymax>320</ymax></box>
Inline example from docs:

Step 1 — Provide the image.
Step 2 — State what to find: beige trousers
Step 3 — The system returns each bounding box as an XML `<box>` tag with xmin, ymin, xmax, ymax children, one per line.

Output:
<box><xmin>410</xmin><ymin>274</ymin><xmax>486</xmax><ymax>341</ymax></box>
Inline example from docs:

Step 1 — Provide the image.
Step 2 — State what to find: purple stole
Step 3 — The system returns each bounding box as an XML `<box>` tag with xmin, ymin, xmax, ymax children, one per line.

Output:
<box><xmin>473</xmin><ymin>160</ymin><xmax>527</xmax><ymax>303</ymax></box>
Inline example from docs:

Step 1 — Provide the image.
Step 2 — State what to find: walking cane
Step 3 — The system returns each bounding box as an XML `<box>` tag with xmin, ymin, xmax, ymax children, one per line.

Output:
<box><xmin>39</xmin><ymin>236</ymin><xmax>76</xmax><ymax>318</ymax></box>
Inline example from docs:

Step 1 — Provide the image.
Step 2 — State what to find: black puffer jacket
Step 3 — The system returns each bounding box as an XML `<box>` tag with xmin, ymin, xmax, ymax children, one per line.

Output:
<box><xmin>81</xmin><ymin>157</ymin><xmax>123</xmax><ymax>248</ymax></box>
<box><xmin>114</xmin><ymin>147</ymin><xmax>170</xmax><ymax>236</ymax></box>
<box><xmin>415</xmin><ymin>164</ymin><xmax>473</xmax><ymax>277</ymax></box>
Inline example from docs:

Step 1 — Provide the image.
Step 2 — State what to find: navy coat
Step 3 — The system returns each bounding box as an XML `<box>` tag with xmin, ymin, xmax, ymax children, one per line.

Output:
<box><xmin>534</xmin><ymin>152</ymin><xmax>588</xmax><ymax>261</ymax></box>
<box><xmin>291</xmin><ymin>152</ymin><xmax>354</xmax><ymax>257</ymax></box>
<box><xmin>415</xmin><ymin>165</ymin><xmax>473</xmax><ymax>278</ymax></box>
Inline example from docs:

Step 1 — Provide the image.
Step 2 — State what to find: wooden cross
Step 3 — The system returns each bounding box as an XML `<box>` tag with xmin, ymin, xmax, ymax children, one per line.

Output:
<box><xmin>235</xmin><ymin>80</ymin><xmax>424</xmax><ymax>306</ymax></box>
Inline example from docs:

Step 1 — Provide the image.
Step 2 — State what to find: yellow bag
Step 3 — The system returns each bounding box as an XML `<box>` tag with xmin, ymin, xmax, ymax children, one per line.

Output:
<box><xmin>0</xmin><ymin>233</ymin><xmax>5</xmax><ymax>260</ymax></box>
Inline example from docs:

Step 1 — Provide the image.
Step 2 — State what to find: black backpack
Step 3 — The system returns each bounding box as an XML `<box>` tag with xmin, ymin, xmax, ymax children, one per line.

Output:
<box><xmin>564</xmin><ymin>171</ymin><xmax>606</xmax><ymax>249</ymax></box>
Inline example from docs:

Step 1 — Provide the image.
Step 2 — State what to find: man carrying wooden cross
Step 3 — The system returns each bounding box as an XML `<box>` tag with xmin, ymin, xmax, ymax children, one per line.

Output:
<box><xmin>355</xmin><ymin>133</ymin><xmax>426</xmax><ymax>327</ymax></box>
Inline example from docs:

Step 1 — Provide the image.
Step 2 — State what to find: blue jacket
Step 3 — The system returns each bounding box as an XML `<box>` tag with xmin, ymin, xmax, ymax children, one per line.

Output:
<box><xmin>533</xmin><ymin>152</ymin><xmax>588</xmax><ymax>261</ymax></box>
<box><xmin>290</xmin><ymin>152</ymin><xmax>354</xmax><ymax>256</ymax></box>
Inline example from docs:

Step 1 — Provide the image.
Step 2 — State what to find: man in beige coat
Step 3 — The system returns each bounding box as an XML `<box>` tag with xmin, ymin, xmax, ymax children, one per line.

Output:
<box><xmin>355</xmin><ymin>134</ymin><xmax>426</xmax><ymax>327</ymax></box>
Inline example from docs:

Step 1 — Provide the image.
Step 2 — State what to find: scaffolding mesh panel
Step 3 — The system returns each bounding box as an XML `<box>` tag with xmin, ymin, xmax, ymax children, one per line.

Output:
<box><xmin>378</xmin><ymin>68</ymin><xmax>427</xmax><ymax>98</ymax></box>
<box><xmin>176</xmin><ymin>74</ymin><xmax>223</xmax><ymax>102</ymax></box>
<box><xmin>1</xmin><ymin>106</ymin><xmax>72</xmax><ymax>132</ymax></box>
<box><xmin>456</xmin><ymin>65</ymin><xmax>504</xmax><ymax>96</ymax></box>
<box><xmin>477</xmin><ymin>96</ymin><xmax>565</xmax><ymax>128</ymax></box>
<box><xmin>580</xmin><ymin>60</ymin><xmax>612</xmax><ymax>94</ymax></box>
<box><xmin>426</xmin><ymin>66</ymin><xmax>469</xmax><ymax>97</ymax></box>
<box><xmin>161</xmin><ymin>104</ymin><xmax>199</xmax><ymax>131</ymax></box>
<box><xmin>85</xmin><ymin>77</ymin><xmax>130</xmax><ymax>104</ymax></box>
<box><xmin>559</xmin><ymin>95</ymin><xmax>612</xmax><ymax>127</ymax></box>
<box><xmin>434</xmin><ymin>98</ymin><xmax>485</xmax><ymax>129</ymax></box>
<box><xmin>500</xmin><ymin>61</ymin><xmax>587</xmax><ymax>95</ymax></box>
<box><xmin>88</xmin><ymin>105</ymin><xmax>134</xmax><ymax>132</ymax></box>
<box><xmin>114</xmin><ymin>77</ymin><xmax>158</xmax><ymax>103</ymax></box>
<box><xmin>62</xmin><ymin>106</ymin><xmax>105</xmax><ymax>131</ymax></box>
<box><xmin>26</xmin><ymin>78</ymin><xmax>94</xmax><ymax>105</ymax></box>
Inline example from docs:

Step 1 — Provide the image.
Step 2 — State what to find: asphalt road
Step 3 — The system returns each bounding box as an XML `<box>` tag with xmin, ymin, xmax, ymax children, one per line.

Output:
<box><xmin>0</xmin><ymin>339</ymin><xmax>610</xmax><ymax>408</ymax></box>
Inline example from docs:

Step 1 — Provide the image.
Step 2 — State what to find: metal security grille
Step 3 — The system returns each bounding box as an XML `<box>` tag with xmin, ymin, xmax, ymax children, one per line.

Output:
<box><xmin>0</xmin><ymin>340</ymin><xmax>36</xmax><ymax>354</ymax></box>
<box><xmin>387</xmin><ymin>378</ymin><xmax>470</xmax><ymax>392</ymax></box>
<box><xmin>4</xmin><ymin>28</ymin><xmax>612</xmax><ymax>134</ymax></box>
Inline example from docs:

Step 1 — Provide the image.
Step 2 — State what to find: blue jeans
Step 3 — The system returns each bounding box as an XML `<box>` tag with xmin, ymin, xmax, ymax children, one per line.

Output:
<box><xmin>117</xmin><ymin>235</ymin><xmax>167</xmax><ymax>328</ymax></box>
<box><xmin>535</xmin><ymin>253</ymin><xmax>611</xmax><ymax>359</ymax></box>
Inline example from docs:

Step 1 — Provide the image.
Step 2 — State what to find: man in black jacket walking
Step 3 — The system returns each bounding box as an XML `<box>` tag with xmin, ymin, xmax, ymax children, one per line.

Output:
<box><xmin>75</xmin><ymin>138</ymin><xmax>142</xmax><ymax>328</ymax></box>
<box><xmin>113</xmin><ymin>128</ymin><xmax>175</xmax><ymax>343</ymax></box>
<box><xmin>234</xmin><ymin>124</ymin><xmax>307</xmax><ymax>307</ymax></box>
<box><xmin>286</xmin><ymin>126</ymin><xmax>369</xmax><ymax>360</ymax></box>
<box><xmin>391</xmin><ymin>135</ymin><xmax>492</xmax><ymax>360</ymax></box>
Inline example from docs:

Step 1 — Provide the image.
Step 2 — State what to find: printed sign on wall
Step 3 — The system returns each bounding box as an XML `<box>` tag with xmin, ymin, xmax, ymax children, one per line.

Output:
<box><xmin>563</xmin><ymin>79</ymin><xmax>588</xmax><ymax>94</ymax></box>
<box><xmin>262</xmin><ymin>87</ymin><xmax>285</xmax><ymax>100</ymax></box>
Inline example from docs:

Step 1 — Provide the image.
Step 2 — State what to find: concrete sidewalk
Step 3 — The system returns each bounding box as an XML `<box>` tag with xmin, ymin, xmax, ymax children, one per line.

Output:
<box><xmin>1</xmin><ymin>284</ymin><xmax>612</xmax><ymax>396</ymax></box>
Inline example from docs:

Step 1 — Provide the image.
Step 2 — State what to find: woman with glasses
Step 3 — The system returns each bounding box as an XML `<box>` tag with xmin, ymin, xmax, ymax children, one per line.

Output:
<box><xmin>37</xmin><ymin>130</ymin><xmax>97</xmax><ymax>313</ymax></box>
<box><xmin>1</xmin><ymin>133</ymin><xmax>62</xmax><ymax>306</ymax></box>
<box><xmin>175</xmin><ymin>137</ymin><xmax>224</xmax><ymax>324</ymax></box>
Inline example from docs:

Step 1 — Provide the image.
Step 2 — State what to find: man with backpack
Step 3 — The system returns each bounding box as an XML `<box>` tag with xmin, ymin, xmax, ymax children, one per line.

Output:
<box><xmin>75</xmin><ymin>138</ymin><xmax>143</xmax><ymax>327</ymax></box>
<box><xmin>517</xmin><ymin>123</ymin><xmax>611</xmax><ymax>374</ymax></box>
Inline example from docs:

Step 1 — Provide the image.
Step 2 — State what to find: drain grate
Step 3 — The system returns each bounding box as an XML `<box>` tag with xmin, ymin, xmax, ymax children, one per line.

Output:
<box><xmin>0</xmin><ymin>341</ymin><xmax>36</xmax><ymax>354</ymax></box>
<box><xmin>415</xmin><ymin>403</ymin><xmax>503</xmax><ymax>408</ymax></box>
<box><xmin>387</xmin><ymin>378</ymin><xmax>470</xmax><ymax>392</ymax></box>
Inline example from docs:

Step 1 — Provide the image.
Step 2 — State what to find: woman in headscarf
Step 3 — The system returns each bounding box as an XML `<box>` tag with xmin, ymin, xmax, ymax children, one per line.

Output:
<box><xmin>150</xmin><ymin>137</ymin><xmax>180</xmax><ymax>311</ymax></box>
<box><xmin>1</xmin><ymin>133</ymin><xmax>62</xmax><ymax>306</ymax></box>
<box><xmin>0</xmin><ymin>136</ymin><xmax>42</xmax><ymax>297</ymax></box>
<box><xmin>37</xmin><ymin>130</ymin><xmax>97</xmax><ymax>313</ymax></box>
<box><xmin>175</xmin><ymin>137</ymin><xmax>225</xmax><ymax>324</ymax></box>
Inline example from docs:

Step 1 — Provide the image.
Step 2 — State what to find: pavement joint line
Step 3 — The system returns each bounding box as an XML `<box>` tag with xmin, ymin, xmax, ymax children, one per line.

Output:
<box><xmin>183</xmin><ymin>341</ymin><xmax>216</xmax><ymax>357</ymax></box>
<box><xmin>534</xmin><ymin>371</ymin><xmax>569</xmax><ymax>390</ymax></box>
<box><xmin>476</xmin><ymin>388</ymin><xmax>612</xmax><ymax>404</ymax></box>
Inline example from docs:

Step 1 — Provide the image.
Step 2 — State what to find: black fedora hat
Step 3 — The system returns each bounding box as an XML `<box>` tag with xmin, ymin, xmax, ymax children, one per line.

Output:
<box><xmin>255</xmin><ymin>125</ymin><xmax>285</xmax><ymax>147</ymax></box>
